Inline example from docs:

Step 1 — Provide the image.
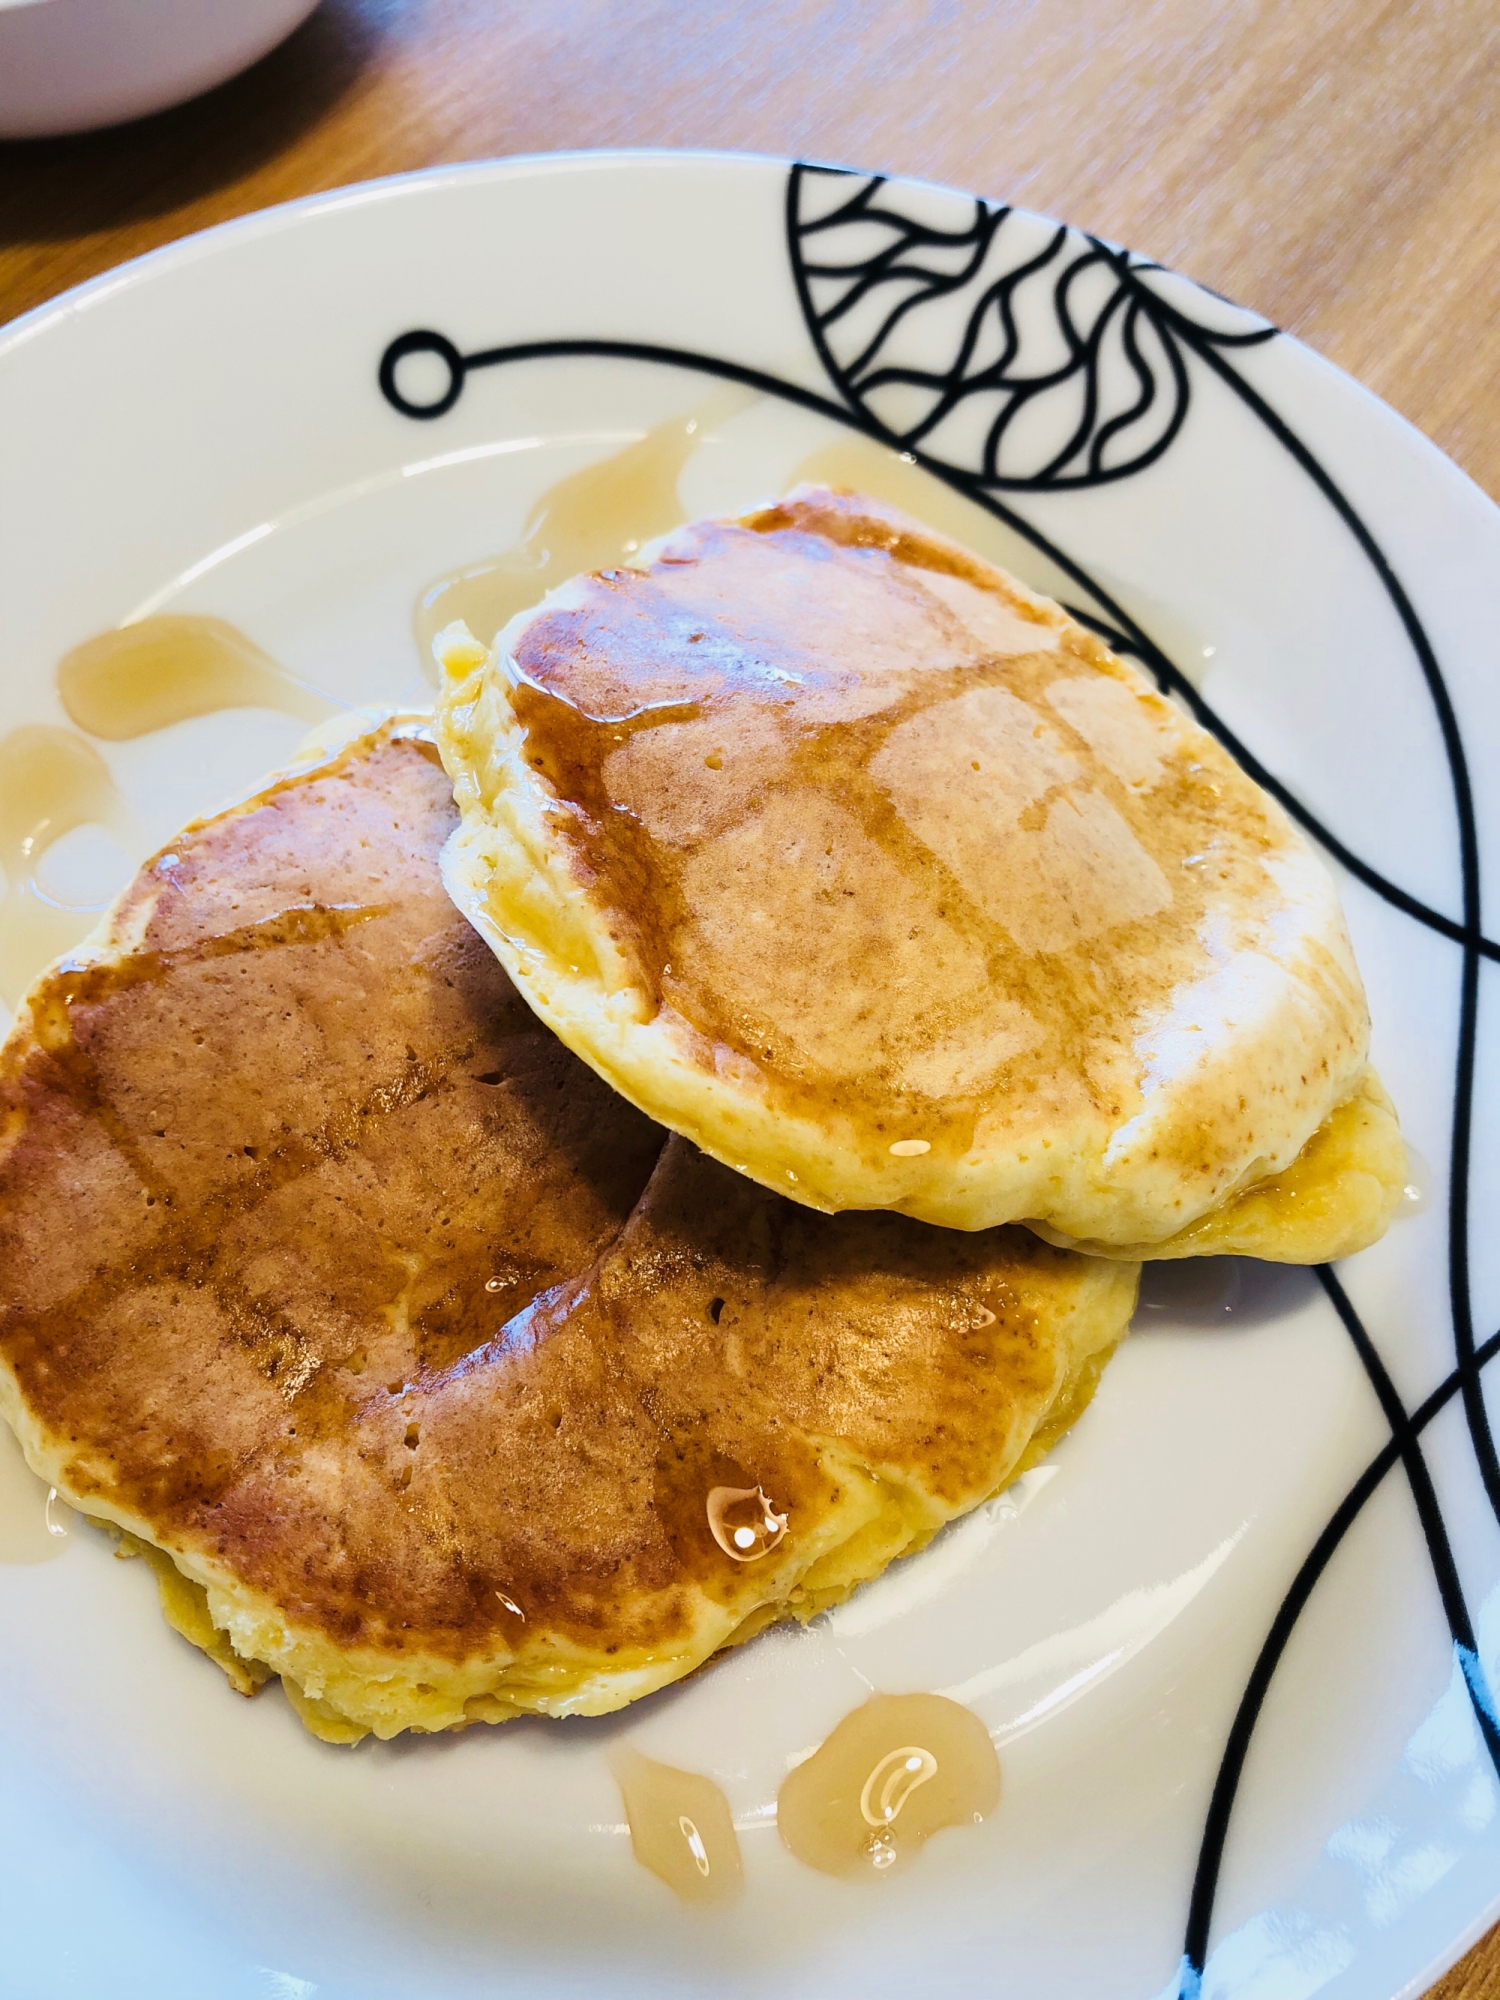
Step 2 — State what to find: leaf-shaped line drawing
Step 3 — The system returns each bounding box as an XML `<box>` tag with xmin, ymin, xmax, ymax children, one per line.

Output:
<box><xmin>789</xmin><ymin>164</ymin><xmax>1275</xmax><ymax>492</ymax></box>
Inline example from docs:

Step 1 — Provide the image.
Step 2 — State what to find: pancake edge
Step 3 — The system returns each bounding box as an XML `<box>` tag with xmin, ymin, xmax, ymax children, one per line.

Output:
<box><xmin>0</xmin><ymin>1252</ymin><xmax>1136</xmax><ymax>1742</ymax></box>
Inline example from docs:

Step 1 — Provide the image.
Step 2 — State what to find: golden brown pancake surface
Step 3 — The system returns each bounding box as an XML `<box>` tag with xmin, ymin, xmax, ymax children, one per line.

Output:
<box><xmin>437</xmin><ymin>484</ymin><xmax>1402</xmax><ymax>1254</ymax></box>
<box><xmin>0</xmin><ymin>721</ymin><xmax>1135</xmax><ymax>1740</ymax></box>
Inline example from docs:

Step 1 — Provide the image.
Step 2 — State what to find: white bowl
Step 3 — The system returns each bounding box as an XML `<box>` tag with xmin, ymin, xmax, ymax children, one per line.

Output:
<box><xmin>0</xmin><ymin>0</ymin><xmax>321</xmax><ymax>139</ymax></box>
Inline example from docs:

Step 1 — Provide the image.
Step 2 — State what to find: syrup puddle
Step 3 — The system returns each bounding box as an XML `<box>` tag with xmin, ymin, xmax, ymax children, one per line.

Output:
<box><xmin>56</xmin><ymin>615</ymin><xmax>337</xmax><ymax>741</ymax></box>
<box><xmin>0</xmin><ymin>615</ymin><xmax>343</xmax><ymax>1012</ymax></box>
<box><xmin>414</xmin><ymin>399</ymin><xmax>1214</xmax><ymax>710</ymax></box>
<box><xmin>791</xmin><ymin>436</ymin><xmax>1048</xmax><ymax>585</ymax></box>
<box><xmin>414</xmin><ymin>385</ymin><xmax>757</xmax><ymax>669</ymax></box>
<box><xmin>0</xmin><ymin>725</ymin><xmax>137</xmax><ymax>1009</ymax></box>
<box><xmin>777</xmin><ymin>1692</ymin><xmax>999</xmax><ymax>1878</ymax></box>
<box><xmin>613</xmin><ymin>1748</ymin><xmax>743</xmax><ymax>1905</ymax></box>
<box><xmin>0</xmin><ymin>1424</ymin><xmax>73</xmax><ymax>1564</ymax></box>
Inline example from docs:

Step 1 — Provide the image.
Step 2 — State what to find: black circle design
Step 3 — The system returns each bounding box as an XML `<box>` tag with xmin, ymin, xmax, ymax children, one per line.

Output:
<box><xmin>378</xmin><ymin>329</ymin><xmax>466</xmax><ymax>420</ymax></box>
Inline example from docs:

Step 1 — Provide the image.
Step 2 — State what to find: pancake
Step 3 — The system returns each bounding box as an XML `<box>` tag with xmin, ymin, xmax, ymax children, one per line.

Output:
<box><xmin>436</xmin><ymin>484</ymin><xmax>1403</xmax><ymax>1257</ymax></box>
<box><xmin>0</xmin><ymin>720</ymin><xmax>1136</xmax><ymax>1741</ymax></box>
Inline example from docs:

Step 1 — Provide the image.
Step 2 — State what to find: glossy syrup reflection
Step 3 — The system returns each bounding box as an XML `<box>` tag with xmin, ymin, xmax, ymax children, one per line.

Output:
<box><xmin>412</xmin><ymin>385</ymin><xmax>757</xmax><ymax>671</ymax></box>
<box><xmin>613</xmin><ymin>1748</ymin><xmax>744</xmax><ymax>1905</ymax></box>
<box><xmin>777</xmin><ymin>1692</ymin><xmax>1000</xmax><ymax>1879</ymax></box>
<box><xmin>706</xmin><ymin>1483</ymin><xmax>788</xmax><ymax>1562</ymax></box>
<box><xmin>0</xmin><ymin>1424</ymin><xmax>73</xmax><ymax>1564</ymax></box>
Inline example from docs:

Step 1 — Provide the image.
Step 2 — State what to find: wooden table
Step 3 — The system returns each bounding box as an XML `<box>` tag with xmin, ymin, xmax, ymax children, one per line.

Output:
<box><xmin>3</xmin><ymin>1</ymin><xmax>1498</xmax><ymax>1992</ymax></box>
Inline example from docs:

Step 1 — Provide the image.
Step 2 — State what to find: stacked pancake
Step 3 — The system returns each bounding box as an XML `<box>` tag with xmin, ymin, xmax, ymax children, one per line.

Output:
<box><xmin>438</xmin><ymin>487</ymin><xmax>1402</xmax><ymax>1262</ymax></box>
<box><xmin>0</xmin><ymin>488</ymin><xmax>1400</xmax><ymax>1741</ymax></box>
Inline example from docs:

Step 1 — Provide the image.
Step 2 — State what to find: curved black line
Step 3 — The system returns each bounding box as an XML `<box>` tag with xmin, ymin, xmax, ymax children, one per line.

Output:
<box><xmin>865</xmin><ymin>232</ymin><xmax>1074</xmax><ymax>449</ymax></box>
<box><xmin>987</xmin><ymin>225</ymin><xmax>1071</xmax><ymax>391</ymax></box>
<box><xmin>374</xmin><ymin>289</ymin><xmax>1498</xmax><ymax>1983</ymax></box>
<box><xmin>1179</xmin><ymin>1313</ymin><xmax>1500</xmax><ymax>1988</ymax></box>
<box><xmin>374</xmin><ymin>324</ymin><xmax>1500</xmax><ymax>967</ymax></box>
<box><xmin>786</xmin><ymin>163</ymin><xmax>881</xmax><ymax>236</ymax></box>
<box><xmin>1120</xmin><ymin>254</ymin><xmax>1280</xmax><ymax>347</ymax></box>
<box><xmin>788</xmin><ymin>165</ymin><xmax>868</xmax><ymax>437</ymax></box>
<box><xmin>837</xmin><ymin>245</ymin><xmax>989</xmax><ymax>378</ymax></box>
<box><xmin>1062</xmin><ymin>606</ymin><xmax>1500</xmax><ymax>960</ymax></box>
<box><xmin>790</xmin><ymin>174</ymin><xmax>1273</xmax><ymax>493</ymax></box>
<box><xmin>1087</xmin><ymin>295</ymin><xmax>1157</xmax><ymax>478</ymax></box>
<box><xmin>1321</xmin><ymin>1266</ymin><xmax>1500</xmax><ymax>1768</ymax></box>
<box><xmin>843</xmin><ymin>247</ymin><xmax>1011</xmax><ymax>406</ymax></box>
<box><xmin>811</xmin><ymin>205</ymin><xmax>1006</xmax><ymax>360</ymax></box>
<box><xmin>1152</xmin><ymin>313</ymin><xmax>1498</xmax><ymax>1543</ymax></box>
<box><xmin>1029</xmin><ymin>279</ymin><xmax>1130</xmax><ymax>487</ymax></box>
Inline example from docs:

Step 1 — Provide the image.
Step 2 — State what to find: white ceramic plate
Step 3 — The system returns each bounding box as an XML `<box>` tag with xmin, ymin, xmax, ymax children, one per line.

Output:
<box><xmin>2</xmin><ymin>151</ymin><xmax>1499</xmax><ymax>2000</ymax></box>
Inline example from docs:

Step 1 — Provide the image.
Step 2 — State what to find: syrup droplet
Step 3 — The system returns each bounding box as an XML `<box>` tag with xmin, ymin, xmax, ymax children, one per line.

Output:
<box><xmin>1398</xmin><ymin>1142</ymin><xmax>1432</xmax><ymax>1217</ymax></box>
<box><xmin>413</xmin><ymin>384</ymin><xmax>757</xmax><ymax>671</ymax></box>
<box><xmin>777</xmin><ymin>1692</ymin><xmax>999</xmax><ymax>1879</ymax></box>
<box><xmin>495</xmin><ymin>1589</ymin><xmax>525</xmax><ymax>1620</ymax></box>
<box><xmin>613</xmin><ymin>1749</ymin><xmax>743</xmax><ymax>1905</ymax></box>
<box><xmin>705</xmin><ymin>1484</ymin><xmax>788</xmax><ymax>1562</ymax></box>
<box><xmin>0</xmin><ymin>1425</ymin><xmax>74</xmax><ymax>1564</ymax></box>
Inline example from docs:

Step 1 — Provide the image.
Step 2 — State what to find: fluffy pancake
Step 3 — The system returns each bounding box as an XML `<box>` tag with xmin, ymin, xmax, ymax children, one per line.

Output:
<box><xmin>436</xmin><ymin>484</ymin><xmax>1403</xmax><ymax>1256</ymax></box>
<box><xmin>0</xmin><ymin>720</ymin><xmax>1135</xmax><ymax>1741</ymax></box>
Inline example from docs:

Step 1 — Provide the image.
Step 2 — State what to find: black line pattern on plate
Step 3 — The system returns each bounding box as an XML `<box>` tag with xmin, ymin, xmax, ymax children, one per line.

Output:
<box><xmin>786</xmin><ymin>164</ymin><xmax>1499</xmax><ymax>1993</ymax></box>
<box><xmin>787</xmin><ymin>161</ymin><xmax>1274</xmax><ymax>492</ymax></box>
<box><xmin>376</xmin><ymin>157</ymin><xmax>1498</xmax><ymax>1991</ymax></box>
<box><xmin>1176</xmin><ymin>1305</ymin><xmax>1500</xmax><ymax>1993</ymax></box>
<box><xmin>380</xmin><ymin>323</ymin><xmax>1499</xmax><ymax>968</ymax></box>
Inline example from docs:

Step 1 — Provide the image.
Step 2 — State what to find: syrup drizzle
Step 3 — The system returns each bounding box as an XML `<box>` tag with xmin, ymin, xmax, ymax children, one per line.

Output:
<box><xmin>613</xmin><ymin>1748</ymin><xmax>744</xmax><ymax>1905</ymax></box>
<box><xmin>777</xmin><ymin>1692</ymin><xmax>999</xmax><ymax>1879</ymax></box>
<box><xmin>412</xmin><ymin>385</ymin><xmax>756</xmax><ymax>671</ymax></box>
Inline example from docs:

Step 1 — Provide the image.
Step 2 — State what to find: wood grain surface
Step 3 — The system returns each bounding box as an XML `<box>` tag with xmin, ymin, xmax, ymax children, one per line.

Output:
<box><xmin>2</xmin><ymin>1</ymin><xmax>1499</xmax><ymax>1992</ymax></box>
